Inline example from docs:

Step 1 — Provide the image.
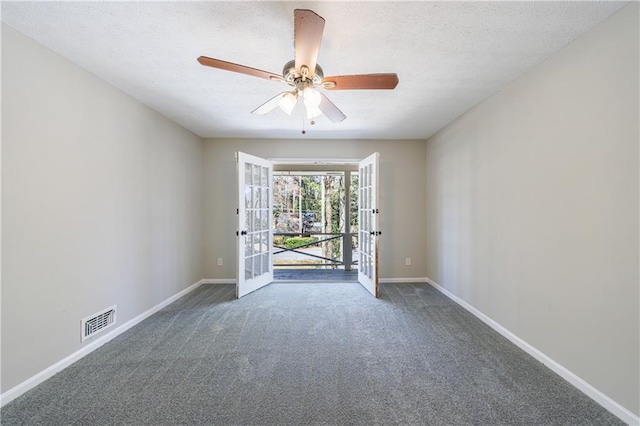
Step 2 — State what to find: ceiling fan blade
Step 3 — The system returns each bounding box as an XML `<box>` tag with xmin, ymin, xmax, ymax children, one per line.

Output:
<box><xmin>322</xmin><ymin>74</ymin><xmax>399</xmax><ymax>90</ymax></box>
<box><xmin>318</xmin><ymin>93</ymin><xmax>346</xmax><ymax>123</ymax></box>
<box><xmin>294</xmin><ymin>9</ymin><xmax>325</xmax><ymax>76</ymax></box>
<box><xmin>197</xmin><ymin>56</ymin><xmax>284</xmax><ymax>83</ymax></box>
<box><xmin>251</xmin><ymin>92</ymin><xmax>291</xmax><ymax>115</ymax></box>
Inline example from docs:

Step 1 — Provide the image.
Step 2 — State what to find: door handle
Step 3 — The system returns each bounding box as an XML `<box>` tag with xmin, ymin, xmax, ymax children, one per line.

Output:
<box><xmin>370</xmin><ymin>231</ymin><xmax>382</xmax><ymax>236</ymax></box>
<box><xmin>236</xmin><ymin>230</ymin><xmax>248</xmax><ymax>236</ymax></box>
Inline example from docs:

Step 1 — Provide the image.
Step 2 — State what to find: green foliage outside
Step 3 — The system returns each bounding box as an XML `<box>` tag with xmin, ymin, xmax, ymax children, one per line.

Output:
<box><xmin>273</xmin><ymin>235</ymin><xmax>318</xmax><ymax>249</ymax></box>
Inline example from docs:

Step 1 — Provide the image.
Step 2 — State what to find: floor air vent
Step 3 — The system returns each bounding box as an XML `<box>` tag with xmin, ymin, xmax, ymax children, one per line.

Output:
<box><xmin>82</xmin><ymin>306</ymin><xmax>116</xmax><ymax>341</ymax></box>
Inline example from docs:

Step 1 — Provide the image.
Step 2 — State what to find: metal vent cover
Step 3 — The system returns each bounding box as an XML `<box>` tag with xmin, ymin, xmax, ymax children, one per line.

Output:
<box><xmin>81</xmin><ymin>306</ymin><xmax>116</xmax><ymax>341</ymax></box>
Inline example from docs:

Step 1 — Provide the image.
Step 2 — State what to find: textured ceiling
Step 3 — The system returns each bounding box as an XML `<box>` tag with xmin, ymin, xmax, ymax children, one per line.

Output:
<box><xmin>1</xmin><ymin>1</ymin><xmax>628</xmax><ymax>140</ymax></box>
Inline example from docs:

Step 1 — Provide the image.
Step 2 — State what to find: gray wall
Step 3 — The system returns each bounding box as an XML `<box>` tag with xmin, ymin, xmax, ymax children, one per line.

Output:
<box><xmin>1</xmin><ymin>24</ymin><xmax>204</xmax><ymax>393</ymax></box>
<box><xmin>203</xmin><ymin>139</ymin><xmax>427</xmax><ymax>280</ymax></box>
<box><xmin>425</xmin><ymin>4</ymin><xmax>639</xmax><ymax>416</ymax></box>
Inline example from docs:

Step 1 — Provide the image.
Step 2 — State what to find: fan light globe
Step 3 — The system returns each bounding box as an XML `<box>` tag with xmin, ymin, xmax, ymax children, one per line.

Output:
<box><xmin>303</xmin><ymin>88</ymin><xmax>322</xmax><ymax>108</ymax></box>
<box><xmin>303</xmin><ymin>88</ymin><xmax>323</xmax><ymax>119</ymax></box>
<box><xmin>278</xmin><ymin>92</ymin><xmax>298</xmax><ymax>115</ymax></box>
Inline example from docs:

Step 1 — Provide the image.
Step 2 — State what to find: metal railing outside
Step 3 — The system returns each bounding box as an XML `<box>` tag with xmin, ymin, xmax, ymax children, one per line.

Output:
<box><xmin>273</xmin><ymin>232</ymin><xmax>358</xmax><ymax>269</ymax></box>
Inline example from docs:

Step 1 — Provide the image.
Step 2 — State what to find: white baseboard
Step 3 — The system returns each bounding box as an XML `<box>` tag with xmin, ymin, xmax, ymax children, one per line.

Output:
<box><xmin>0</xmin><ymin>279</ymin><xmax>204</xmax><ymax>407</ymax></box>
<box><xmin>379</xmin><ymin>277</ymin><xmax>428</xmax><ymax>284</ymax></box>
<box><xmin>425</xmin><ymin>277</ymin><xmax>639</xmax><ymax>426</ymax></box>
<box><xmin>201</xmin><ymin>278</ymin><xmax>236</xmax><ymax>284</ymax></box>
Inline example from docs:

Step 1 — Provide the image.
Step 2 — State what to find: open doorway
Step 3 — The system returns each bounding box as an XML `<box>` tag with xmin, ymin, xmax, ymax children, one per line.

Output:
<box><xmin>237</xmin><ymin>152</ymin><xmax>379</xmax><ymax>297</ymax></box>
<box><xmin>272</xmin><ymin>166</ymin><xmax>358</xmax><ymax>282</ymax></box>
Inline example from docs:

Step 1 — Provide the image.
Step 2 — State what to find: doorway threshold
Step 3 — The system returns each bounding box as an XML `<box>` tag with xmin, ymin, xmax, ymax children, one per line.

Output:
<box><xmin>273</xmin><ymin>269</ymin><xmax>357</xmax><ymax>283</ymax></box>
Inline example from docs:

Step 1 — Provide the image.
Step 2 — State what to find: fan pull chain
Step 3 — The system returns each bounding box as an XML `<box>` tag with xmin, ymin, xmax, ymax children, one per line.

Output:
<box><xmin>301</xmin><ymin>109</ymin><xmax>306</xmax><ymax>135</ymax></box>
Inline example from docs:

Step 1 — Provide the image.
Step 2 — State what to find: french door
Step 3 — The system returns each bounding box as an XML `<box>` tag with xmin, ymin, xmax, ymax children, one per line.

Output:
<box><xmin>236</xmin><ymin>152</ymin><xmax>273</xmax><ymax>298</ymax></box>
<box><xmin>236</xmin><ymin>151</ymin><xmax>379</xmax><ymax>298</ymax></box>
<box><xmin>358</xmin><ymin>152</ymin><xmax>380</xmax><ymax>297</ymax></box>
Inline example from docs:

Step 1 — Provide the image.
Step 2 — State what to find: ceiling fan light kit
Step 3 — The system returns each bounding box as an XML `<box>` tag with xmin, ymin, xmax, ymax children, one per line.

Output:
<box><xmin>197</xmin><ymin>9</ymin><xmax>399</xmax><ymax>133</ymax></box>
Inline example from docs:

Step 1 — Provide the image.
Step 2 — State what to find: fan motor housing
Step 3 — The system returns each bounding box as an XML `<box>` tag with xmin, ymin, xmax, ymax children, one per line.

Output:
<box><xmin>282</xmin><ymin>60</ymin><xmax>324</xmax><ymax>85</ymax></box>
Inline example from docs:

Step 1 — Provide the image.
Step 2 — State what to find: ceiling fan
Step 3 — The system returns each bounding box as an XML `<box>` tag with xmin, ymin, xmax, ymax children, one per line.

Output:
<box><xmin>197</xmin><ymin>9</ymin><xmax>399</xmax><ymax>126</ymax></box>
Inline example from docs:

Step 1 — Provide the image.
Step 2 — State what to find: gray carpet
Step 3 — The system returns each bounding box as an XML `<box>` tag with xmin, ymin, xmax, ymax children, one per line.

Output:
<box><xmin>1</xmin><ymin>283</ymin><xmax>624</xmax><ymax>425</ymax></box>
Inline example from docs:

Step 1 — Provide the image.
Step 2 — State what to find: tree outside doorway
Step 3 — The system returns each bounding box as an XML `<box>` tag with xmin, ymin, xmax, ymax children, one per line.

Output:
<box><xmin>273</xmin><ymin>172</ymin><xmax>358</xmax><ymax>269</ymax></box>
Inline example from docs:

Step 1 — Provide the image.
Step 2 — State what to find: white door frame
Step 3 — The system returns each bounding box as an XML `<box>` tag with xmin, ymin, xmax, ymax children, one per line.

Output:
<box><xmin>235</xmin><ymin>153</ymin><xmax>379</xmax><ymax>297</ymax></box>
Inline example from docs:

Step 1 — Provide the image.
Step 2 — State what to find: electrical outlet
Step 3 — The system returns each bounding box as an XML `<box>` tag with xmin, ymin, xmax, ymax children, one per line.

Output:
<box><xmin>405</xmin><ymin>258</ymin><xmax>412</xmax><ymax>266</ymax></box>
<box><xmin>217</xmin><ymin>258</ymin><xmax>223</xmax><ymax>266</ymax></box>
